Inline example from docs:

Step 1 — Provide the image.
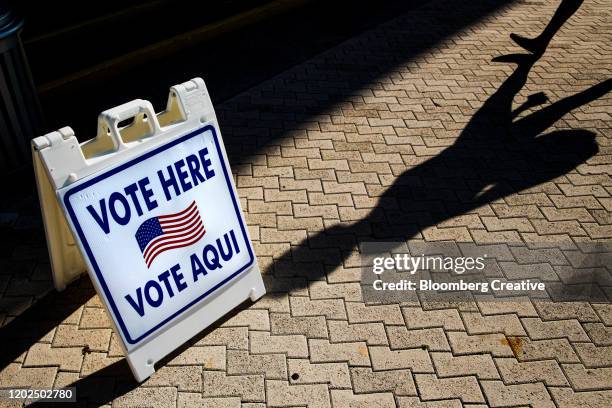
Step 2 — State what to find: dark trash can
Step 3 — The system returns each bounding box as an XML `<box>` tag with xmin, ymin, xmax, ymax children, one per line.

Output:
<box><xmin>0</xmin><ymin>1</ymin><xmax>42</xmax><ymax>171</ymax></box>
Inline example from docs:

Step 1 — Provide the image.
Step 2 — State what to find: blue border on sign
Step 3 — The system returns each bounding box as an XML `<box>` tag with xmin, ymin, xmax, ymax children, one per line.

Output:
<box><xmin>63</xmin><ymin>125</ymin><xmax>255</xmax><ymax>345</ymax></box>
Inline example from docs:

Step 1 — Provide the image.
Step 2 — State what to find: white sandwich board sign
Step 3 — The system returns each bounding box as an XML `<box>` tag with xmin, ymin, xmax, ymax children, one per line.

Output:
<box><xmin>32</xmin><ymin>78</ymin><xmax>265</xmax><ymax>381</ymax></box>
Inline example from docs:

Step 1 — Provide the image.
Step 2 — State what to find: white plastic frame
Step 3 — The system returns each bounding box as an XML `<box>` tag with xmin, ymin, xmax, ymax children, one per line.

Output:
<box><xmin>32</xmin><ymin>78</ymin><xmax>265</xmax><ymax>381</ymax></box>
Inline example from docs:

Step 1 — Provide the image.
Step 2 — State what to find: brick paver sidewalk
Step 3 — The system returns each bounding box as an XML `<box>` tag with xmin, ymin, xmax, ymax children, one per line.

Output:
<box><xmin>1</xmin><ymin>0</ymin><xmax>611</xmax><ymax>406</ymax></box>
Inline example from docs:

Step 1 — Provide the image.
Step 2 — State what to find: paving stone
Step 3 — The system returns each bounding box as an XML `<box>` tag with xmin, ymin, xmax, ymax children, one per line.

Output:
<box><xmin>346</xmin><ymin>302</ymin><xmax>404</xmax><ymax>325</ymax></box>
<box><xmin>270</xmin><ymin>313</ymin><xmax>328</xmax><ymax>338</ymax></box>
<box><xmin>113</xmin><ymin>386</ymin><xmax>177</xmax><ymax>408</ymax></box>
<box><xmin>51</xmin><ymin>324</ymin><xmax>112</xmax><ymax>351</ymax></box>
<box><xmin>52</xmin><ymin>371</ymin><xmax>79</xmax><ymax>389</ymax></box>
<box><xmin>2</xmin><ymin>0</ymin><xmax>612</xmax><ymax>405</ymax></box>
<box><xmin>327</xmin><ymin>265</ymin><xmax>361</xmax><ymax>283</ymax></box>
<box><xmin>222</xmin><ymin>309</ymin><xmax>270</xmax><ymax>331</ymax></box>
<box><xmin>515</xmin><ymin>337</ymin><xmax>580</xmax><ymax>363</ymax></box>
<box><xmin>533</xmin><ymin>301</ymin><xmax>600</xmax><ymax>322</ymax></box>
<box><xmin>462</xmin><ymin>312</ymin><xmax>526</xmax><ymax>336</ymax></box>
<box><xmin>397</xmin><ymin>397</ymin><xmax>462</xmax><ymax>408</ymax></box>
<box><xmin>583</xmin><ymin>322</ymin><xmax>612</xmax><ymax>346</ymax></box>
<box><xmin>328</xmin><ymin>320</ymin><xmax>388</xmax><ymax>345</ymax></box>
<box><xmin>202</xmin><ymin>371</ymin><xmax>264</xmax><ymax>402</ymax></box>
<box><xmin>330</xmin><ymin>390</ymin><xmax>395</xmax><ymax>408</ymax></box>
<box><xmin>593</xmin><ymin>304</ymin><xmax>612</xmax><ymax>325</ymax></box>
<box><xmin>227</xmin><ymin>350</ymin><xmax>287</xmax><ymax>379</ymax></box>
<box><xmin>549</xmin><ymin>388</ymin><xmax>612</xmax><ymax>408</ymax></box>
<box><xmin>387</xmin><ymin>326</ymin><xmax>450</xmax><ymax>351</ymax></box>
<box><xmin>177</xmin><ymin>393</ymin><xmax>241</xmax><ymax>408</ymax></box>
<box><xmin>573</xmin><ymin>344</ymin><xmax>612</xmax><ymax>368</ymax></box>
<box><xmin>107</xmin><ymin>332</ymin><xmax>125</xmax><ymax>357</ymax></box>
<box><xmin>308</xmin><ymin>280</ymin><xmax>362</xmax><ymax>301</ymax></box>
<box><xmin>422</xmin><ymin>226</ymin><xmax>472</xmax><ymax>241</ymax></box>
<box><xmin>402</xmin><ymin>307</ymin><xmax>464</xmax><ymax>330</ymax></box>
<box><xmin>476</xmin><ymin>297</ymin><xmax>539</xmax><ymax>317</ymax></box>
<box><xmin>562</xmin><ymin>364</ymin><xmax>612</xmax><ymax>391</ymax></box>
<box><xmin>447</xmin><ymin>332</ymin><xmax>513</xmax><ymax>357</ymax></box>
<box><xmin>287</xmin><ymin>359</ymin><xmax>351</xmax><ymax>388</ymax></box>
<box><xmin>481</xmin><ymin>216</ymin><xmax>534</xmax><ymax>233</ymax></box>
<box><xmin>277</xmin><ymin>215</ymin><xmax>323</xmax><ymax>232</ymax></box>
<box><xmin>23</xmin><ymin>343</ymin><xmax>83</xmax><ymax>372</ymax></box>
<box><xmin>495</xmin><ymin>358</ymin><xmax>568</xmax><ymax>386</ymax></box>
<box><xmin>522</xmin><ymin>317</ymin><xmax>590</xmax><ymax>341</ymax></box>
<box><xmin>290</xmin><ymin>296</ymin><xmax>346</xmax><ymax>319</ymax></box>
<box><xmin>499</xmin><ymin>261</ymin><xmax>558</xmax><ymax>280</ymax></box>
<box><xmin>167</xmin><ymin>345</ymin><xmax>226</xmax><ymax>370</ymax></box>
<box><xmin>79</xmin><ymin>307</ymin><xmax>112</xmax><ymax>329</ymax></box>
<box><xmin>481</xmin><ymin>381</ymin><xmax>555</xmax><ymax>408</ymax></box>
<box><xmin>260</xmin><ymin>227</ymin><xmax>307</xmax><ymax>244</ymax></box>
<box><xmin>80</xmin><ymin>352</ymin><xmax>122</xmax><ymax>377</ymax></box>
<box><xmin>262</xmin><ymin>276</ymin><xmax>309</xmax><ymax>296</ymax></box>
<box><xmin>146</xmin><ymin>365</ymin><xmax>202</xmax><ymax>392</ymax></box>
<box><xmin>415</xmin><ymin>374</ymin><xmax>485</xmax><ymax>403</ymax></box>
<box><xmin>492</xmin><ymin>204</ymin><xmax>543</xmax><ymax>219</ymax></box>
<box><xmin>250</xmin><ymin>331</ymin><xmax>308</xmax><ymax>358</ymax></box>
<box><xmin>309</xmin><ymin>339</ymin><xmax>370</xmax><ymax>366</ymax></box>
<box><xmin>0</xmin><ymin>363</ymin><xmax>57</xmax><ymax>388</ymax></box>
<box><xmin>351</xmin><ymin>367</ymin><xmax>417</xmax><ymax>395</ymax></box>
<box><xmin>267</xmin><ymin>380</ymin><xmax>331</xmax><ymax>408</ymax></box>
<box><xmin>369</xmin><ymin>346</ymin><xmax>433</xmax><ymax>372</ymax></box>
<box><xmin>508</xmin><ymin>246</ymin><xmax>568</xmax><ymax>265</ymax></box>
<box><xmin>430</xmin><ymin>352</ymin><xmax>499</xmax><ymax>380</ymax></box>
<box><xmin>251</xmin><ymin>294</ymin><xmax>290</xmax><ymax>313</ymax></box>
<box><xmin>194</xmin><ymin>326</ymin><xmax>249</xmax><ymax>350</ymax></box>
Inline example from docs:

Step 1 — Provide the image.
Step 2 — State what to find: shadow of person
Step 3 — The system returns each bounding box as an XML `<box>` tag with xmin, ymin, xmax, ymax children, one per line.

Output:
<box><xmin>266</xmin><ymin>51</ymin><xmax>610</xmax><ymax>295</ymax></box>
<box><xmin>510</xmin><ymin>0</ymin><xmax>584</xmax><ymax>56</ymax></box>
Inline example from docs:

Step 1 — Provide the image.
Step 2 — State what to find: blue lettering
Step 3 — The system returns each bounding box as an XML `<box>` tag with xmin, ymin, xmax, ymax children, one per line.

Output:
<box><xmin>124</xmin><ymin>183</ymin><xmax>143</xmax><ymax>216</ymax></box>
<box><xmin>158</xmin><ymin>165</ymin><xmax>181</xmax><ymax>201</ymax></box>
<box><xmin>171</xmin><ymin>264</ymin><xmax>187</xmax><ymax>291</ymax></box>
<box><xmin>174</xmin><ymin>159</ymin><xmax>192</xmax><ymax>193</ymax></box>
<box><xmin>144</xmin><ymin>280</ymin><xmax>163</xmax><ymax>308</ymax></box>
<box><xmin>199</xmin><ymin>148</ymin><xmax>215</xmax><ymax>179</ymax></box>
<box><xmin>125</xmin><ymin>264</ymin><xmax>186</xmax><ymax>316</ymax></box>
<box><xmin>109</xmin><ymin>192</ymin><xmax>130</xmax><ymax>225</ymax></box>
<box><xmin>230</xmin><ymin>229</ymin><xmax>240</xmax><ymax>254</ymax></box>
<box><xmin>86</xmin><ymin>199</ymin><xmax>110</xmax><ymax>234</ymax></box>
<box><xmin>138</xmin><ymin>177</ymin><xmax>158</xmax><ymax>211</ymax></box>
<box><xmin>203</xmin><ymin>244</ymin><xmax>222</xmax><ymax>270</ymax></box>
<box><xmin>86</xmin><ymin>148</ymin><xmax>216</xmax><ymax>233</ymax></box>
<box><xmin>217</xmin><ymin>233</ymin><xmax>234</xmax><ymax>261</ymax></box>
<box><xmin>191</xmin><ymin>253</ymin><xmax>207</xmax><ymax>282</ymax></box>
<box><xmin>158</xmin><ymin>270</ymin><xmax>175</xmax><ymax>298</ymax></box>
<box><xmin>125</xmin><ymin>287</ymin><xmax>145</xmax><ymax>317</ymax></box>
<box><xmin>186</xmin><ymin>154</ymin><xmax>205</xmax><ymax>186</ymax></box>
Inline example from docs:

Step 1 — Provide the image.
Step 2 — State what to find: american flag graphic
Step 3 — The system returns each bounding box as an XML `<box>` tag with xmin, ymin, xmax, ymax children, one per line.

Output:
<box><xmin>135</xmin><ymin>201</ymin><xmax>205</xmax><ymax>268</ymax></box>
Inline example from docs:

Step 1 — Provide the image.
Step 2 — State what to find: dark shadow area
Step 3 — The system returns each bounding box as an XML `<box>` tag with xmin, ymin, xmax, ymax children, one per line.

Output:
<box><xmin>31</xmin><ymin>0</ymin><xmax>430</xmax><ymax>137</ymax></box>
<box><xmin>0</xmin><ymin>278</ymin><xmax>94</xmax><ymax>370</ymax></box>
<box><xmin>2</xmin><ymin>0</ymin><xmax>433</xmax><ymax>195</ymax></box>
<box><xmin>28</xmin><ymin>359</ymin><xmax>136</xmax><ymax>408</ymax></box>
